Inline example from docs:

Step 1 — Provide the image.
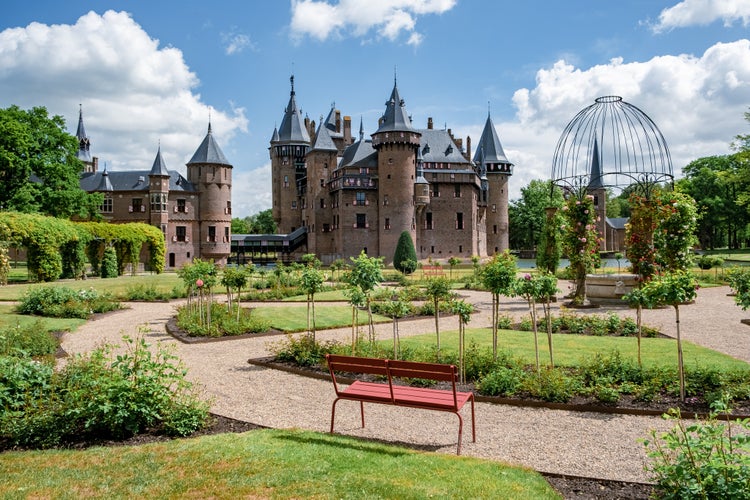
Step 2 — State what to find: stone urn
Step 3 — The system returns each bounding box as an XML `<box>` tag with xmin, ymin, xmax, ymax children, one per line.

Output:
<box><xmin>585</xmin><ymin>274</ymin><xmax>638</xmax><ymax>305</ymax></box>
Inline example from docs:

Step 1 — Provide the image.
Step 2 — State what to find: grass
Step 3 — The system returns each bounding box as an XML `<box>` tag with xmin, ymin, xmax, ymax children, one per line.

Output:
<box><xmin>396</xmin><ymin>328</ymin><xmax>750</xmax><ymax>371</ymax></box>
<box><xmin>0</xmin><ymin>429</ymin><xmax>559</xmax><ymax>499</ymax></box>
<box><xmin>0</xmin><ymin>273</ymin><xmax>185</xmax><ymax>302</ymax></box>
<box><xmin>0</xmin><ymin>304</ymin><xmax>85</xmax><ymax>332</ymax></box>
<box><xmin>252</xmin><ymin>305</ymin><xmax>391</xmax><ymax>333</ymax></box>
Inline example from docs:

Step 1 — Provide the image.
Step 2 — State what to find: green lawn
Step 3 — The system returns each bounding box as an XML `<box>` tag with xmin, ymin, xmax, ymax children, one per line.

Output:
<box><xmin>0</xmin><ymin>304</ymin><xmax>85</xmax><ymax>332</ymax></box>
<box><xmin>396</xmin><ymin>328</ymin><xmax>750</xmax><ymax>371</ymax></box>
<box><xmin>0</xmin><ymin>429</ymin><xmax>559</xmax><ymax>499</ymax></box>
<box><xmin>252</xmin><ymin>305</ymin><xmax>391</xmax><ymax>333</ymax></box>
<box><xmin>0</xmin><ymin>273</ymin><xmax>185</xmax><ymax>301</ymax></box>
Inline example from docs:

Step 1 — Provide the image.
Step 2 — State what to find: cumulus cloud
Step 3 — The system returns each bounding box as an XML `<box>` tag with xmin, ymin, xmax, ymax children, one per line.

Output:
<box><xmin>494</xmin><ymin>39</ymin><xmax>750</xmax><ymax>198</ymax></box>
<box><xmin>0</xmin><ymin>10</ymin><xmax>247</xmax><ymax>177</ymax></box>
<box><xmin>289</xmin><ymin>0</ymin><xmax>455</xmax><ymax>45</ymax></box>
<box><xmin>651</xmin><ymin>0</ymin><xmax>750</xmax><ymax>33</ymax></box>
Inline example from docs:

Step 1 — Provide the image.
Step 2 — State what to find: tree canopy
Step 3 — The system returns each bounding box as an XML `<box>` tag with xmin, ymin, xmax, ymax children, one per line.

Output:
<box><xmin>231</xmin><ymin>209</ymin><xmax>277</xmax><ymax>234</ymax></box>
<box><xmin>0</xmin><ymin>105</ymin><xmax>102</xmax><ymax>218</ymax></box>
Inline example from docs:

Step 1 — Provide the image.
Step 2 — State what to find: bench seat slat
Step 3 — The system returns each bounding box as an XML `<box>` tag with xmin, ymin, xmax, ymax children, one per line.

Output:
<box><xmin>339</xmin><ymin>381</ymin><xmax>393</xmax><ymax>402</ymax></box>
<box><xmin>392</xmin><ymin>385</ymin><xmax>471</xmax><ymax>410</ymax></box>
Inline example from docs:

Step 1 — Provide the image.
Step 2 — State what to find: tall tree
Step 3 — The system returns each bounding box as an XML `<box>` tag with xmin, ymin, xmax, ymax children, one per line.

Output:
<box><xmin>509</xmin><ymin>179</ymin><xmax>563</xmax><ymax>251</ymax></box>
<box><xmin>0</xmin><ymin>105</ymin><xmax>101</xmax><ymax>218</ymax></box>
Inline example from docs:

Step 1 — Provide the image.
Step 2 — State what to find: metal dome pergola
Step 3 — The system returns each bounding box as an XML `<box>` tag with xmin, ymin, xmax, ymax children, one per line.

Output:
<box><xmin>551</xmin><ymin>96</ymin><xmax>674</xmax><ymax>195</ymax></box>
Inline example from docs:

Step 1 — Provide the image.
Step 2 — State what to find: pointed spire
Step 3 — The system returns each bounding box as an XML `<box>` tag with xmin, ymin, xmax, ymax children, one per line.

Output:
<box><xmin>149</xmin><ymin>145</ymin><xmax>170</xmax><ymax>176</ymax></box>
<box><xmin>473</xmin><ymin>113</ymin><xmax>512</xmax><ymax>169</ymax></box>
<box><xmin>188</xmin><ymin>122</ymin><xmax>231</xmax><ymax>166</ymax></box>
<box><xmin>76</xmin><ymin>104</ymin><xmax>92</xmax><ymax>163</ymax></box>
<box><xmin>588</xmin><ymin>138</ymin><xmax>604</xmax><ymax>189</ymax></box>
<box><xmin>271</xmin><ymin>125</ymin><xmax>280</xmax><ymax>142</ymax></box>
<box><xmin>96</xmin><ymin>163</ymin><xmax>113</xmax><ymax>191</ymax></box>
<box><xmin>375</xmin><ymin>78</ymin><xmax>413</xmax><ymax>133</ymax></box>
<box><xmin>276</xmin><ymin>75</ymin><xmax>310</xmax><ymax>143</ymax></box>
<box><xmin>359</xmin><ymin>117</ymin><xmax>364</xmax><ymax>141</ymax></box>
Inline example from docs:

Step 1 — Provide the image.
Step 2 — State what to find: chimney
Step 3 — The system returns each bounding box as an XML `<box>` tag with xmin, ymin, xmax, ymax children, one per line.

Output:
<box><xmin>427</xmin><ymin>117</ymin><xmax>433</xmax><ymax>130</ymax></box>
<box><xmin>335</xmin><ymin>110</ymin><xmax>341</xmax><ymax>133</ymax></box>
<box><xmin>343</xmin><ymin>116</ymin><xmax>352</xmax><ymax>144</ymax></box>
<box><xmin>455</xmin><ymin>138</ymin><xmax>463</xmax><ymax>151</ymax></box>
<box><xmin>466</xmin><ymin>136</ymin><xmax>471</xmax><ymax>160</ymax></box>
<box><xmin>93</xmin><ymin>157</ymin><xmax>99</xmax><ymax>173</ymax></box>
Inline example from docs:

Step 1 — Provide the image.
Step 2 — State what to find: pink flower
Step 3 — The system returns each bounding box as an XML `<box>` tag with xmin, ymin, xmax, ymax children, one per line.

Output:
<box><xmin>584</xmin><ymin>210</ymin><xmax>589</xmax><ymax>214</ymax></box>
<box><xmin>196</xmin><ymin>279</ymin><xmax>204</xmax><ymax>288</ymax></box>
<box><xmin>524</xmin><ymin>274</ymin><xmax>531</xmax><ymax>280</ymax></box>
<box><xmin>580</xmin><ymin>237</ymin><xmax>587</xmax><ymax>243</ymax></box>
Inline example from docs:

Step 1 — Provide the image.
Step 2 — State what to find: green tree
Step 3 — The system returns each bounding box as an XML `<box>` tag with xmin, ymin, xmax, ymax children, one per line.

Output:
<box><xmin>480</xmin><ymin>251</ymin><xmax>517</xmax><ymax>360</ymax></box>
<box><xmin>447</xmin><ymin>257</ymin><xmax>461</xmax><ymax>280</ymax></box>
<box><xmin>425</xmin><ymin>276</ymin><xmax>452</xmax><ymax>360</ymax></box>
<box><xmin>248</xmin><ymin>209</ymin><xmax>277</xmax><ymax>234</ymax></box>
<box><xmin>393</xmin><ymin>231</ymin><xmax>417</xmax><ymax>274</ymax></box>
<box><xmin>513</xmin><ymin>273</ymin><xmax>559</xmax><ymax>370</ymax></box>
<box><xmin>450</xmin><ymin>299</ymin><xmax>474</xmax><ymax>383</ymax></box>
<box><xmin>100</xmin><ymin>246</ymin><xmax>118</xmax><ymax>279</ymax></box>
<box><xmin>560</xmin><ymin>190</ymin><xmax>600</xmax><ymax>305</ymax></box>
<box><xmin>509</xmin><ymin>179</ymin><xmax>560</xmax><ymax>250</ymax></box>
<box><xmin>0</xmin><ymin>105</ymin><xmax>102</xmax><ymax>218</ymax></box>
<box><xmin>380</xmin><ymin>292</ymin><xmax>412</xmax><ymax>360</ymax></box>
<box><xmin>345</xmin><ymin>252</ymin><xmax>383</xmax><ymax>344</ymax></box>
<box><xmin>221</xmin><ymin>265</ymin><xmax>250</xmax><ymax>320</ymax></box>
<box><xmin>300</xmin><ymin>262</ymin><xmax>325</xmax><ymax>341</ymax></box>
<box><xmin>231</xmin><ymin>217</ymin><xmax>250</xmax><ymax>234</ymax></box>
<box><xmin>537</xmin><ymin>186</ymin><xmax>564</xmax><ymax>274</ymax></box>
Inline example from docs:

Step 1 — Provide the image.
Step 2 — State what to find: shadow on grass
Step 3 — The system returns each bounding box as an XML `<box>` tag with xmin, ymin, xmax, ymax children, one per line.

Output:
<box><xmin>272</xmin><ymin>431</ymin><xmax>442</xmax><ymax>456</ymax></box>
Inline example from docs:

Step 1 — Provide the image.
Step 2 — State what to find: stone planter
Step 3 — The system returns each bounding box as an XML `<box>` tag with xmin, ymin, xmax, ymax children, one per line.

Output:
<box><xmin>585</xmin><ymin>274</ymin><xmax>638</xmax><ymax>305</ymax></box>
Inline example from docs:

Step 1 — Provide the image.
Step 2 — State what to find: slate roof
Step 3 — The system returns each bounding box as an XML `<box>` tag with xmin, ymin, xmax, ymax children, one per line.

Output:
<box><xmin>187</xmin><ymin>123</ymin><xmax>232</xmax><ymax>166</ymax></box>
<box><xmin>338</xmin><ymin>138</ymin><xmax>377</xmax><ymax>170</ymax></box>
<box><xmin>76</xmin><ymin>106</ymin><xmax>91</xmax><ymax>163</ymax></box>
<box><xmin>311</xmin><ymin>122</ymin><xmax>338</xmax><ymax>152</ymax></box>
<box><xmin>473</xmin><ymin>113</ymin><xmax>512</xmax><ymax>165</ymax></box>
<box><xmin>275</xmin><ymin>75</ymin><xmax>310</xmax><ymax>144</ymax></box>
<box><xmin>322</xmin><ymin>105</ymin><xmax>343</xmax><ymax>137</ymax></box>
<box><xmin>149</xmin><ymin>147</ymin><xmax>170</xmax><ymax>176</ymax></box>
<box><xmin>96</xmin><ymin>167</ymin><xmax>113</xmax><ymax>191</ymax></box>
<box><xmin>80</xmin><ymin>170</ymin><xmax>196</xmax><ymax>193</ymax></box>
<box><xmin>374</xmin><ymin>80</ymin><xmax>414</xmax><ymax>134</ymax></box>
<box><xmin>418</xmin><ymin>129</ymin><xmax>470</xmax><ymax>166</ymax></box>
<box><xmin>606</xmin><ymin>217</ymin><xmax>629</xmax><ymax>230</ymax></box>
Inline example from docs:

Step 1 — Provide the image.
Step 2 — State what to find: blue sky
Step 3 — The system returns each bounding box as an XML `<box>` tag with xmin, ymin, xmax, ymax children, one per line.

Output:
<box><xmin>1</xmin><ymin>0</ymin><xmax>749</xmax><ymax>217</ymax></box>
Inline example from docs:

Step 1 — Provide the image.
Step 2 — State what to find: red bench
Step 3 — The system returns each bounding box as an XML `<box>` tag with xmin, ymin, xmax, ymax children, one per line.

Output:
<box><xmin>325</xmin><ymin>354</ymin><xmax>476</xmax><ymax>454</ymax></box>
<box><xmin>421</xmin><ymin>265</ymin><xmax>445</xmax><ymax>278</ymax></box>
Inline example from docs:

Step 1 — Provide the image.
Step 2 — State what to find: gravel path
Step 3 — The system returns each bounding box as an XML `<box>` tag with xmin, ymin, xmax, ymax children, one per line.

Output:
<box><xmin>61</xmin><ymin>285</ymin><xmax>750</xmax><ymax>483</ymax></box>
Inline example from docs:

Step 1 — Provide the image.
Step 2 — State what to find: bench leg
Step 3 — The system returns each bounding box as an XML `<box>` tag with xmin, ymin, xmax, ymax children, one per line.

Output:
<box><xmin>360</xmin><ymin>400</ymin><xmax>365</xmax><ymax>428</ymax></box>
<box><xmin>456</xmin><ymin>413</ymin><xmax>464</xmax><ymax>455</ymax></box>
<box><xmin>330</xmin><ymin>398</ymin><xmax>340</xmax><ymax>434</ymax></box>
<box><xmin>470</xmin><ymin>397</ymin><xmax>476</xmax><ymax>443</ymax></box>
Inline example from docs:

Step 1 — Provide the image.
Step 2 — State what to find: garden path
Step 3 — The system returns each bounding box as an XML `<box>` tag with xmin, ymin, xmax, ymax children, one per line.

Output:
<box><xmin>60</xmin><ymin>285</ymin><xmax>749</xmax><ymax>483</ymax></box>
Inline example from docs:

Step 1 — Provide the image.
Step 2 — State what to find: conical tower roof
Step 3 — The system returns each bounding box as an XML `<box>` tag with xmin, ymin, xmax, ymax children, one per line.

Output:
<box><xmin>149</xmin><ymin>145</ymin><xmax>170</xmax><ymax>176</ymax></box>
<box><xmin>76</xmin><ymin>105</ymin><xmax>92</xmax><ymax>163</ymax></box>
<box><xmin>276</xmin><ymin>75</ymin><xmax>310</xmax><ymax>144</ymax></box>
<box><xmin>473</xmin><ymin>113</ymin><xmax>511</xmax><ymax>166</ymax></box>
<box><xmin>187</xmin><ymin>123</ymin><xmax>231</xmax><ymax>166</ymax></box>
<box><xmin>96</xmin><ymin>165</ymin><xmax>113</xmax><ymax>191</ymax></box>
<box><xmin>375</xmin><ymin>78</ymin><xmax>413</xmax><ymax>134</ymax></box>
<box><xmin>311</xmin><ymin>121</ymin><xmax>337</xmax><ymax>152</ymax></box>
<box><xmin>588</xmin><ymin>138</ymin><xmax>604</xmax><ymax>189</ymax></box>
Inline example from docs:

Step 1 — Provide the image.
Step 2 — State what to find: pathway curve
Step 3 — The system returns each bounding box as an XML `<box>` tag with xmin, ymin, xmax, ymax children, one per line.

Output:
<box><xmin>61</xmin><ymin>285</ymin><xmax>750</xmax><ymax>483</ymax></box>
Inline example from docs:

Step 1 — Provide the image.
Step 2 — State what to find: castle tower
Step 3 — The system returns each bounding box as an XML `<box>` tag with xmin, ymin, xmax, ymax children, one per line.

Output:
<box><xmin>306</xmin><ymin>121</ymin><xmax>338</xmax><ymax>256</ymax></box>
<box><xmin>271</xmin><ymin>75</ymin><xmax>310</xmax><ymax>234</ymax></box>
<box><xmin>148</xmin><ymin>146</ymin><xmax>170</xmax><ymax>234</ymax></box>
<box><xmin>371</xmin><ymin>79</ymin><xmax>421</xmax><ymax>261</ymax></box>
<box><xmin>587</xmin><ymin>138</ymin><xmax>608</xmax><ymax>251</ymax></box>
<box><xmin>474</xmin><ymin>112</ymin><xmax>513</xmax><ymax>255</ymax></box>
<box><xmin>186</xmin><ymin>123</ymin><xmax>233</xmax><ymax>265</ymax></box>
<box><xmin>76</xmin><ymin>105</ymin><xmax>98</xmax><ymax>173</ymax></box>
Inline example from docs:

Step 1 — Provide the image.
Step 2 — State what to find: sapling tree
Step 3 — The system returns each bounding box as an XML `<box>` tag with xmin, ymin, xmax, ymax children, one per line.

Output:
<box><xmin>450</xmin><ymin>299</ymin><xmax>474</xmax><ymax>383</ymax></box>
<box><xmin>623</xmin><ymin>286</ymin><xmax>648</xmax><ymax>368</ymax></box>
<box><xmin>638</xmin><ymin>271</ymin><xmax>698</xmax><ymax>402</ymax></box>
<box><xmin>513</xmin><ymin>273</ymin><xmax>559</xmax><ymax>370</ymax></box>
<box><xmin>380</xmin><ymin>292</ymin><xmax>412</xmax><ymax>359</ymax></box>
<box><xmin>448</xmin><ymin>257</ymin><xmax>461</xmax><ymax>280</ymax></box>
<box><xmin>425</xmin><ymin>276</ymin><xmax>452</xmax><ymax>361</ymax></box>
<box><xmin>178</xmin><ymin>259</ymin><xmax>218</xmax><ymax>328</ymax></box>
<box><xmin>344</xmin><ymin>285</ymin><xmax>366</xmax><ymax>353</ymax></box>
<box><xmin>221</xmin><ymin>266</ymin><xmax>250</xmax><ymax>320</ymax></box>
<box><xmin>480</xmin><ymin>251</ymin><xmax>517</xmax><ymax>360</ymax></box>
<box><xmin>300</xmin><ymin>263</ymin><xmax>325</xmax><ymax>341</ymax></box>
<box><xmin>345</xmin><ymin>252</ymin><xmax>383</xmax><ymax>344</ymax></box>
<box><xmin>726</xmin><ymin>266</ymin><xmax>750</xmax><ymax>319</ymax></box>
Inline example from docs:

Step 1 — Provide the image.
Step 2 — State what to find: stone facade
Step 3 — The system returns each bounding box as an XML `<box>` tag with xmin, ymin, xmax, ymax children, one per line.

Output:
<box><xmin>270</xmin><ymin>78</ymin><xmax>515</xmax><ymax>264</ymax></box>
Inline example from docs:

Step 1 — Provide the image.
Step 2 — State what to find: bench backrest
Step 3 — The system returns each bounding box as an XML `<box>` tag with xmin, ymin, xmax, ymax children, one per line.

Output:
<box><xmin>326</xmin><ymin>354</ymin><xmax>389</xmax><ymax>376</ymax></box>
<box><xmin>387</xmin><ymin>359</ymin><xmax>457</xmax><ymax>382</ymax></box>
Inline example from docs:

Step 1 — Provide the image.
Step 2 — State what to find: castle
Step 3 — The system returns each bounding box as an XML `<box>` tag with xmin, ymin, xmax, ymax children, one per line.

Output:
<box><xmin>76</xmin><ymin>107</ymin><xmax>233</xmax><ymax>269</ymax></box>
<box><xmin>270</xmin><ymin>77</ymin><xmax>514</xmax><ymax>264</ymax></box>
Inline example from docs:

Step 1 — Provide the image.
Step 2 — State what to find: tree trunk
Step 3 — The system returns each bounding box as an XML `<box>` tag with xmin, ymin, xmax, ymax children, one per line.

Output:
<box><xmin>675</xmin><ymin>305</ymin><xmax>685</xmax><ymax>402</ymax></box>
<box><xmin>434</xmin><ymin>297</ymin><xmax>441</xmax><ymax>361</ymax></box>
<box><xmin>543</xmin><ymin>299</ymin><xmax>554</xmax><ymax>368</ymax></box>
<box><xmin>636</xmin><ymin>304</ymin><xmax>643</xmax><ymax>369</ymax></box>
<box><xmin>529</xmin><ymin>297</ymin><xmax>540</xmax><ymax>371</ymax></box>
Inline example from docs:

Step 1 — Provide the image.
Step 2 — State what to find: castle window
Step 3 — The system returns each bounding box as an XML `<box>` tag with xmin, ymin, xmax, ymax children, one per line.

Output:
<box><xmin>224</xmin><ymin>226</ymin><xmax>230</xmax><ymax>242</ymax></box>
<box><xmin>177</xmin><ymin>199</ymin><xmax>186</xmax><ymax>213</ymax></box>
<box><xmin>320</xmin><ymin>198</ymin><xmax>325</xmax><ymax>209</ymax></box>
<box><xmin>492</xmin><ymin>204</ymin><xmax>496</xmax><ymax>213</ymax></box>
<box><xmin>291</xmin><ymin>201</ymin><xmax>297</xmax><ymax>209</ymax></box>
<box><xmin>383</xmin><ymin>195</ymin><xmax>389</xmax><ymax>206</ymax></box>
<box><xmin>355</xmin><ymin>191</ymin><xmax>366</xmax><ymax>206</ymax></box>
<box><xmin>385</xmin><ymin>218</ymin><xmax>391</xmax><ymax>230</ymax></box>
<box><xmin>283</xmin><ymin>175</ymin><xmax>289</xmax><ymax>188</ymax></box>
<box><xmin>593</xmin><ymin>195</ymin><xmax>600</xmax><ymax>207</ymax></box>
<box><xmin>226</xmin><ymin>201</ymin><xmax>231</xmax><ymax>215</ymax></box>
<box><xmin>150</xmin><ymin>193</ymin><xmax>167</xmax><ymax>212</ymax></box>
<box><xmin>425</xmin><ymin>212</ymin><xmax>433</xmax><ymax>230</ymax></box>
<box><xmin>454</xmin><ymin>184</ymin><xmax>461</xmax><ymax>198</ymax></box>
<box><xmin>432</xmin><ymin>184</ymin><xmax>439</xmax><ymax>197</ymax></box>
<box><xmin>456</xmin><ymin>212</ymin><xmax>464</xmax><ymax>230</ymax></box>
<box><xmin>208</xmin><ymin>226</ymin><xmax>216</xmax><ymax>243</ymax></box>
<box><xmin>131</xmin><ymin>198</ymin><xmax>143</xmax><ymax>213</ymax></box>
<box><xmin>176</xmin><ymin>226</ymin><xmax>186</xmax><ymax>242</ymax></box>
<box><xmin>100</xmin><ymin>195</ymin><xmax>113</xmax><ymax>213</ymax></box>
<box><xmin>459</xmin><ymin>245</ymin><xmax>463</xmax><ymax>253</ymax></box>
<box><xmin>356</xmin><ymin>213</ymin><xmax>367</xmax><ymax>229</ymax></box>
<box><xmin>493</xmin><ymin>224</ymin><xmax>497</xmax><ymax>234</ymax></box>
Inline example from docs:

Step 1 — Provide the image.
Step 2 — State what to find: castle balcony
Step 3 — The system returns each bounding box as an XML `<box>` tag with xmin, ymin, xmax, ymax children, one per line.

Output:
<box><xmin>329</xmin><ymin>174</ymin><xmax>377</xmax><ymax>191</ymax></box>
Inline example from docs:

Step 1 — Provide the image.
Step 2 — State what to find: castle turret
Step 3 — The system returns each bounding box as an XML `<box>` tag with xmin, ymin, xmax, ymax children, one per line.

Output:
<box><xmin>587</xmin><ymin>138</ymin><xmax>608</xmax><ymax>250</ymax></box>
<box><xmin>474</xmin><ymin>111</ymin><xmax>513</xmax><ymax>255</ymax></box>
<box><xmin>186</xmin><ymin>123</ymin><xmax>233</xmax><ymax>265</ymax></box>
<box><xmin>271</xmin><ymin>75</ymin><xmax>310</xmax><ymax>234</ymax></box>
<box><xmin>148</xmin><ymin>146</ymin><xmax>170</xmax><ymax>233</ymax></box>
<box><xmin>306</xmin><ymin>120</ymin><xmax>338</xmax><ymax>255</ymax></box>
<box><xmin>76</xmin><ymin>105</ymin><xmax>98</xmax><ymax>173</ymax></box>
<box><xmin>371</xmin><ymin>79</ymin><xmax>421</xmax><ymax>261</ymax></box>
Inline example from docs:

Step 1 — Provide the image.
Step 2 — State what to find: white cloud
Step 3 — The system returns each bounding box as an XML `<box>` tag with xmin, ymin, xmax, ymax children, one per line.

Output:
<box><xmin>222</xmin><ymin>31</ymin><xmax>256</xmax><ymax>55</ymax></box>
<box><xmin>0</xmin><ymin>10</ymin><xmax>247</xmax><ymax>178</ymax></box>
<box><xmin>231</xmin><ymin>163</ymin><xmax>273</xmax><ymax>218</ymax></box>
<box><xmin>497</xmin><ymin>39</ymin><xmax>750</xmax><ymax>200</ymax></box>
<box><xmin>289</xmin><ymin>0</ymin><xmax>455</xmax><ymax>45</ymax></box>
<box><xmin>651</xmin><ymin>0</ymin><xmax>750</xmax><ymax>33</ymax></box>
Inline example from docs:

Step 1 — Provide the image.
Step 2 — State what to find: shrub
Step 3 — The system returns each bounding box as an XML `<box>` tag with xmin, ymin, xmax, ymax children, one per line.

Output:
<box><xmin>523</xmin><ymin>368</ymin><xmax>579</xmax><ymax>403</ymax></box>
<box><xmin>644</xmin><ymin>402</ymin><xmax>750</xmax><ymax>499</ymax></box>
<box><xmin>17</xmin><ymin>286</ymin><xmax>120</xmax><ymax>319</ymax></box>
<box><xmin>393</xmin><ymin>231</ymin><xmax>417</xmax><ymax>275</ymax></box>
<box><xmin>100</xmin><ymin>246</ymin><xmax>118</xmax><ymax>278</ymax></box>
<box><xmin>478</xmin><ymin>366</ymin><xmax>524</xmax><ymax>396</ymax></box>
<box><xmin>175</xmin><ymin>302</ymin><xmax>269</xmax><ymax>337</ymax></box>
<box><xmin>124</xmin><ymin>284</ymin><xmax>173</xmax><ymax>301</ymax></box>
<box><xmin>594</xmin><ymin>385</ymin><xmax>621</xmax><ymax>404</ymax></box>
<box><xmin>270</xmin><ymin>335</ymin><xmax>340</xmax><ymax>367</ymax></box>
<box><xmin>0</xmin><ymin>335</ymin><xmax>210</xmax><ymax>448</ymax></box>
<box><xmin>496</xmin><ymin>314</ymin><xmax>513</xmax><ymax>330</ymax></box>
<box><xmin>0</xmin><ymin>355</ymin><xmax>54</xmax><ymax>412</ymax></box>
<box><xmin>0</xmin><ymin>321</ymin><xmax>59</xmax><ymax>358</ymax></box>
